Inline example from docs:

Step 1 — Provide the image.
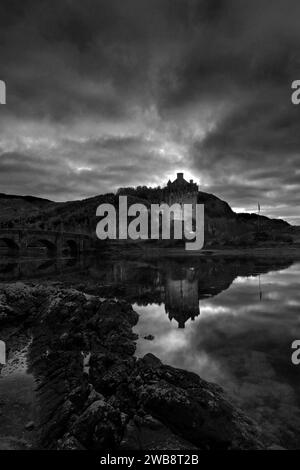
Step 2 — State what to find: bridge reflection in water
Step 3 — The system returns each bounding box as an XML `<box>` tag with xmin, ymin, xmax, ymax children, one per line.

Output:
<box><xmin>0</xmin><ymin>252</ymin><xmax>293</xmax><ymax>328</ymax></box>
<box><xmin>0</xmin><ymin>256</ymin><xmax>92</xmax><ymax>282</ymax></box>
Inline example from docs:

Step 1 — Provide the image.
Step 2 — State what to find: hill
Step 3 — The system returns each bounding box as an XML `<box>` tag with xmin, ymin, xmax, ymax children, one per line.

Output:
<box><xmin>0</xmin><ymin>187</ymin><xmax>295</xmax><ymax>249</ymax></box>
<box><xmin>0</xmin><ymin>193</ymin><xmax>55</xmax><ymax>227</ymax></box>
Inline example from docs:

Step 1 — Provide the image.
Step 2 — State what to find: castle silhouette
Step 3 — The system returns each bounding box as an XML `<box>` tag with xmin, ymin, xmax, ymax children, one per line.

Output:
<box><xmin>163</xmin><ymin>172</ymin><xmax>198</xmax><ymax>213</ymax></box>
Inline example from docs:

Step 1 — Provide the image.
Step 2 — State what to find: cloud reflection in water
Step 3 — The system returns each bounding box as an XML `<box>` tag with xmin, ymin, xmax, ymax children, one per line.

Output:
<box><xmin>134</xmin><ymin>263</ymin><xmax>300</xmax><ymax>448</ymax></box>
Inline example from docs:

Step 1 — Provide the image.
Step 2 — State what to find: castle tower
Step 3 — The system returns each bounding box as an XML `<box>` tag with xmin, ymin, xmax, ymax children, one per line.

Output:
<box><xmin>162</xmin><ymin>172</ymin><xmax>198</xmax><ymax>219</ymax></box>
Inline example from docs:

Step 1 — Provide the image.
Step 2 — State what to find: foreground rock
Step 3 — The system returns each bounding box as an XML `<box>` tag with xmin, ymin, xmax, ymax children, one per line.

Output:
<box><xmin>0</xmin><ymin>283</ymin><xmax>264</xmax><ymax>450</ymax></box>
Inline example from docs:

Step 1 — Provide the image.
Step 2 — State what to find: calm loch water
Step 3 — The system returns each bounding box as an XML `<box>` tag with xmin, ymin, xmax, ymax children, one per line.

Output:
<box><xmin>1</xmin><ymin>253</ymin><xmax>300</xmax><ymax>448</ymax></box>
<box><xmin>134</xmin><ymin>262</ymin><xmax>300</xmax><ymax>447</ymax></box>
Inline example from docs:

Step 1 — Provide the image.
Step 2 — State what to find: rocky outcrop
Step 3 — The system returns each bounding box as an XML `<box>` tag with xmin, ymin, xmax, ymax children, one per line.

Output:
<box><xmin>0</xmin><ymin>283</ymin><xmax>264</xmax><ymax>450</ymax></box>
<box><xmin>129</xmin><ymin>354</ymin><xmax>261</xmax><ymax>450</ymax></box>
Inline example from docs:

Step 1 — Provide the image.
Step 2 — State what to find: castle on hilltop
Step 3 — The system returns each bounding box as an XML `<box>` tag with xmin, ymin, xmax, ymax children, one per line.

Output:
<box><xmin>163</xmin><ymin>172</ymin><xmax>198</xmax><ymax>207</ymax></box>
<box><xmin>162</xmin><ymin>173</ymin><xmax>198</xmax><ymax>220</ymax></box>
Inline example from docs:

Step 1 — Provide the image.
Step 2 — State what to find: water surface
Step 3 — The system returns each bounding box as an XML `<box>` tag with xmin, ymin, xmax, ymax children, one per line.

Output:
<box><xmin>0</xmin><ymin>254</ymin><xmax>300</xmax><ymax>448</ymax></box>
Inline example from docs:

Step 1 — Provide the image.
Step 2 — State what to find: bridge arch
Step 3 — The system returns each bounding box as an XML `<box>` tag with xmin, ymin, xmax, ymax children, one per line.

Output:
<box><xmin>27</xmin><ymin>238</ymin><xmax>57</xmax><ymax>256</ymax></box>
<box><xmin>63</xmin><ymin>239</ymin><xmax>78</xmax><ymax>256</ymax></box>
<box><xmin>0</xmin><ymin>237</ymin><xmax>19</xmax><ymax>253</ymax></box>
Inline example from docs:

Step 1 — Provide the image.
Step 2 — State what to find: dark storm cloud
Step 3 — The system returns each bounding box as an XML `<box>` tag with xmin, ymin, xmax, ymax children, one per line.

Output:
<box><xmin>0</xmin><ymin>0</ymin><xmax>299</xmax><ymax>222</ymax></box>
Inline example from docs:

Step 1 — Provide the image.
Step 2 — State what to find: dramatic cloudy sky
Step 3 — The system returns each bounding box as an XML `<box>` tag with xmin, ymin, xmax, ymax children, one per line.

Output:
<box><xmin>0</xmin><ymin>0</ymin><xmax>300</xmax><ymax>223</ymax></box>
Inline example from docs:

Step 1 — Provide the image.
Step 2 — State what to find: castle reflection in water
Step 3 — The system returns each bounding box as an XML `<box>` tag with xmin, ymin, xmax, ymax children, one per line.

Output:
<box><xmin>0</xmin><ymin>253</ymin><xmax>291</xmax><ymax>329</ymax></box>
<box><xmin>93</xmin><ymin>256</ymin><xmax>288</xmax><ymax>329</ymax></box>
<box><xmin>165</xmin><ymin>267</ymin><xmax>199</xmax><ymax>328</ymax></box>
<box><xmin>112</xmin><ymin>262</ymin><xmax>200</xmax><ymax>328</ymax></box>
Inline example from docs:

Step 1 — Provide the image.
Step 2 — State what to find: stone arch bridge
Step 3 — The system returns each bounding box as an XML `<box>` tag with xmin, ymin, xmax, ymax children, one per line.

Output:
<box><xmin>0</xmin><ymin>228</ymin><xmax>94</xmax><ymax>256</ymax></box>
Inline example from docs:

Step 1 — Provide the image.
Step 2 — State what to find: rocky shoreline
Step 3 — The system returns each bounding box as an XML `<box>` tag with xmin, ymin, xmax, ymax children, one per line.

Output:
<box><xmin>0</xmin><ymin>283</ymin><xmax>265</xmax><ymax>450</ymax></box>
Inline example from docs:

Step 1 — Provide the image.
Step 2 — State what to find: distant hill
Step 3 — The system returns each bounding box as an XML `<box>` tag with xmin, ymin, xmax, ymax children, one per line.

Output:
<box><xmin>0</xmin><ymin>193</ymin><xmax>52</xmax><ymax>204</ymax></box>
<box><xmin>0</xmin><ymin>192</ymin><xmax>147</xmax><ymax>234</ymax></box>
<box><xmin>0</xmin><ymin>193</ymin><xmax>55</xmax><ymax>227</ymax></box>
<box><xmin>196</xmin><ymin>190</ymin><xmax>291</xmax><ymax>247</ymax></box>
<box><xmin>0</xmin><ymin>187</ymin><xmax>294</xmax><ymax>248</ymax></box>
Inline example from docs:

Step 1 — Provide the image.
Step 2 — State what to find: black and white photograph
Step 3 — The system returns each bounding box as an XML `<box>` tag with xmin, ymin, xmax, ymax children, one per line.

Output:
<box><xmin>1</xmin><ymin>0</ymin><xmax>300</xmax><ymax>461</ymax></box>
